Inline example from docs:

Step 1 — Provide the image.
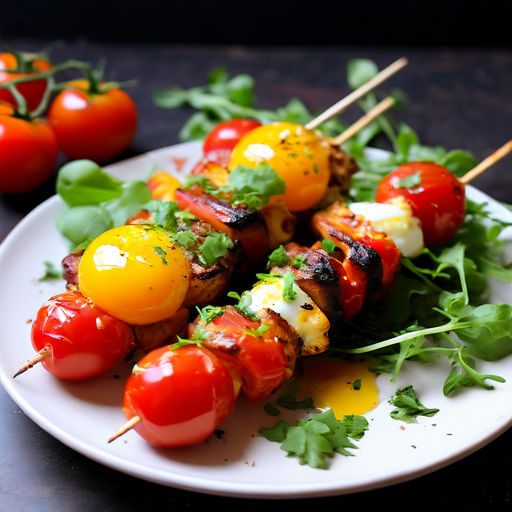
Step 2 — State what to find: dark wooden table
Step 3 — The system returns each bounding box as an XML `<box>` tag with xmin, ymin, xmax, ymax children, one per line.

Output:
<box><xmin>1</xmin><ymin>40</ymin><xmax>511</xmax><ymax>510</ymax></box>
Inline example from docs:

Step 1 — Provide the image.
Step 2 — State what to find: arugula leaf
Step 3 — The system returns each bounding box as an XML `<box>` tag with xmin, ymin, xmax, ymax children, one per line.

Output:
<box><xmin>56</xmin><ymin>205</ymin><xmax>112</xmax><ymax>246</ymax></box>
<box><xmin>259</xmin><ymin>410</ymin><xmax>368</xmax><ymax>469</ymax></box>
<box><xmin>389</xmin><ymin>385</ymin><xmax>439</xmax><ymax>423</ymax></box>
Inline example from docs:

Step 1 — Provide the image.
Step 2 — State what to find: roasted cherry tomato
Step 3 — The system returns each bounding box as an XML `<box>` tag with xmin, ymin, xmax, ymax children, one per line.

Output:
<box><xmin>147</xmin><ymin>171</ymin><xmax>182</xmax><ymax>202</ymax></box>
<box><xmin>26</xmin><ymin>291</ymin><xmax>135</xmax><ymax>380</ymax></box>
<box><xmin>0</xmin><ymin>52</ymin><xmax>52</xmax><ymax>111</ymax></box>
<box><xmin>48</xmin><ymin>80</ymin><xmax>138</xmax><ymax>163</ymax></box>
<box><xmin>0</xmin><ymin>109</ymin><xmax>59</xmax><ymax>193</ymax></box>
<box><xmin>78</xmin><ymin>225</ymin><xmax>191</xmax><ymax>325</ymax></box>
<box><xmin>122</xmin><ymin>344</ymin><xmax>237</xmax><ymax>447</ymax></box>
<box><xmin>203</xmin><ymin>119</ymin><xmax>261</xmax><ymax>165</ymax></box>
<box><xmin>190</xmin><ymin>306</ymin><xmax>296</xmax><ymax>403</ymax></box>
<box><xmin>229</xmin><ymin>122</ymin><xmax>331</xmax><ymax>212</ymax></box>
<box><xmin>376</xmin><ymin>162</ymin><xmax>466</xmax><ymax>246</ymax></box>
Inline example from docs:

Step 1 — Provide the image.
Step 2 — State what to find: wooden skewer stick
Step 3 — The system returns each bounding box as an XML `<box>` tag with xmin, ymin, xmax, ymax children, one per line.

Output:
<box><xmin>108</xmin><ymin>415</ymin><xmax>141</xmax><ymax>443</ymax></box>
<box><xmin>305</xmin><ymin>57</ymin><xmax>408</xmax><ymax>131</ymax></box>
<box><xmin>13</xmin><ymin>348</ymin><xmax>50</xmax><ymax>378</ymax></box>
<box><xmin>459</xmin><ymin>139</ymin><xmax>512</xmax><ymax>184</ymax></box>
<box><xmin>329</xmin><ymin>96</ymin><xmax>396</xmax><ymax>146</ymax></box>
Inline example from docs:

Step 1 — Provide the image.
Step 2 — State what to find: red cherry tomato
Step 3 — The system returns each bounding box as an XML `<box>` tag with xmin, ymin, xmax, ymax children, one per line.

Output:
<box><xmin>0</xmin><ymin>109</ymin><xmax>59</xmax><ymax>193</ymax></box>
<box><xmin>376</xmin><ymin>162</ymin><xmax>466</xmax><ymax>246</ymax></box>
<box><xmin>48</xmin><ymin>80</ymin><xmax>138</xmax><ymax>163</ymax></box>
<box><xmin>0</xmin><ymin>53</ymin><xmax>52</xmax><ymax>111</ymax></box>
<box><xmin>30</xmin><ymin>291</ymin><xmax>135</xmax><ymax>380</ymax></box>
<box><xmin>122</xmin><ymin>344</ymin><xmax>236</xmax><ymax>447</ymax></box>
<box><xmin>203</xmin><ymin>119</ymin><xmax>261</xmax><ymax>165</ymax></box>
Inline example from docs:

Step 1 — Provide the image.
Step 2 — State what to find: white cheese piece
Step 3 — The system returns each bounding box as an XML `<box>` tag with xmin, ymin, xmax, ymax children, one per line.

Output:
<box><xmin>348</xmin><ymin>197</ymin><xmax>424</xmax><ymax>257</ymax></box>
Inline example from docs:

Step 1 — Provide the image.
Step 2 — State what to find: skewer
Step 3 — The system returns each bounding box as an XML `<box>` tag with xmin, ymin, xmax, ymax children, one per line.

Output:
<box><xmin>305</xmin><ymin>57</ymin><xmax>408</xmax><ymax>130</ymax></box>
<box><xmin>459</xmin><ymin>139</ymin><xmax>512</xmax><ymax>184</ymax></box>
<box><xmin>13</xmin><ymin>349</ymin><xmax>49</xmax><ymax>378</ymax></box>
<box><xmin>329</xmin><ymin>96</ymin><xmax>396</xmax><ymax>146</ymax></box>
<box><xmin>108</xmin><ymin>415</ymin><xmax>141</xmax><ymax>443</ymax></box>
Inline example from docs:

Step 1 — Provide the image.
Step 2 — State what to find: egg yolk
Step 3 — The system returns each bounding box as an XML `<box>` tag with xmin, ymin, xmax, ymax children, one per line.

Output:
<box><xmin>297</xmin><ymin>358</ymin><xmax>379</xmax><ymax>419</ymax></box>
<box><xmin>229</xmin><ymin>122</ymin><xmax>331</xmax><ymax>212</ymax></box>
<box><xmin>78</xmin><ymin>225</ymin><xmax>191</xmax><ymax>325</ymax></box>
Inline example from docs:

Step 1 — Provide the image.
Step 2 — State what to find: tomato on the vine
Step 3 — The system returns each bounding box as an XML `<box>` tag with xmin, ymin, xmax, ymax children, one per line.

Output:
<box><xmin>26</xmin><ymin>291</ymin><xmax>135</xmax><ymax>380</ymax></box>
<box><xmin>376</xmin><ymin>161</ymin><xmax>466</xmax><ymax>246</ymax></box>
<box><xmin>122</xmin><ymin>344</ymin><xmax>237</xmax><ymax>447</ymax></box>
<box><xmin>0</xmin><ymin>107</ymin><xmax>59</xmax><ymax>193</ymax></box>
<box><xmin>203</xmin><ymin>119</ymin><xmax>262</xmax><ymax>166</ymax></box>
<box><xmin>48</xmin><ymin>80</ymin><xmax>138</xmax><ymax>163</ymax></box>
<box><xmin>0</xmin><ymin>52</ymin><xmax>52</xmax><ymax>111</ymax></box>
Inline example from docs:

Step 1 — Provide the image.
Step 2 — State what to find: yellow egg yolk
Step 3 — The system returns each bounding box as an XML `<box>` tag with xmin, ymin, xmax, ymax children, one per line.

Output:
<box><xmin>78</xmin><ymin>225</ymin><xmax>190</xmax><ymax>325</ymax></box>
<box><xmin>297</xmin><ymin>358</ymin><xmax>379</xmax><ymax>419</ymax></box>
<box><xmin>229</xmin><ymin>122</ymin><xmax>331</xmax><ymax>212</ymax></box>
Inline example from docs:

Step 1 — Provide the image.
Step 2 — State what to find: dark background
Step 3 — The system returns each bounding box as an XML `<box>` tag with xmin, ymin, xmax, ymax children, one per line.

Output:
<box><xmin>1</xmin><ymin>0</ymin><xmax>512</xmax><ymax>47</ymax></box>
<box><xmin>1</xmin><ymin>3</ymin><xmax>512</xmax><ymax>511</ymax></box>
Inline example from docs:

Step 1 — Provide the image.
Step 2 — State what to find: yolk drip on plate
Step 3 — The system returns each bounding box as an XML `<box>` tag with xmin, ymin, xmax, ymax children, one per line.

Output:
<box><xmin>297</xmin><ymin>358</ymin><xmax>379</xmax><ymax>419</ymax></box>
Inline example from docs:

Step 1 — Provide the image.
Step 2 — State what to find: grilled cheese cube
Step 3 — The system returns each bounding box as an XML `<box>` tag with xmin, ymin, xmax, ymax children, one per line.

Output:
<box><xmin>348</xmin><ymin>197</ymin><xmax>424</xmax><ymax>257</ymax></box>
<box><xmin>248</xmin><ymin>277</ymin><xmax>330</xmax><ymax>356</ymax></box>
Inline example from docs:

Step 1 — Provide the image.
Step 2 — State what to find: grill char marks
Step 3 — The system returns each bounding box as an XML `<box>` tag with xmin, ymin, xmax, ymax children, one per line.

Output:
<box><xmin>272</xmin><ymin>242</ymin><xmax>345</xmax><ymax>332</ymax></box>
<box><xmin>326</xmin><ymin>226</ymin><xmax>384</xmax><ymax>299</ymax></box>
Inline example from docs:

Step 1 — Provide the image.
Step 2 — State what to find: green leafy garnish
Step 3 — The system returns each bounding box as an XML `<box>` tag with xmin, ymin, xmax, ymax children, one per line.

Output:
<box><xmin>245</xmin><ymin>325</ymin><xmax>271</xmax><ymax>337</ymax></box>
<box><xmin>282</xmin><ymin>271</ymin><xmax>298</xmax><ymax>302</ymax></box>
<box><xmin>153</xmin><ymin>246</ymin><xmax>168</xmax><ymax>264</ymax></box>
<box><xmin>38</xmin><ymin>261</ymin><xmax>62</xmax><ymax>281</ymax></box>
<box><xmin>171</xmin><ymin>326</ymin><xmax>210</xmax><ymax>350</ymax></box>
<box><xmin>395</xmin><ymin>172</ymin><xmax>421</xmax><ymax>189</ymax></box>
<box><xmin>291</xmin><ymin>255</ymin><xmax>308</xmax><ymax>269</ymax></box>
<box><xmin>197</xmin><ymin>232</ymin><xmax>234</xmax><ymax>266</ymax></box>
<box><xmin>196</xmin><ymin>305</ymin><xmax>225</xmax><ymax>324</ymax></box>
<box><xmin>259</xmin><ymin>410</ymin><xmax>369</xmax><ymax>469</ymax></box>
<box><xmin>321</xmin><ymin>238</ymin><xmax>336</xmax><ymax>254</ymax></box>
<box><xmin>266</xmin><ymin>245</ymin><xmax>291</xmax><ymax>269</ymax></box>
<box><xmin>389</xmin><ymin>385</ymin><xmax>439</xmax><ymax>423</ymax></box>
<box><xmin>227</xmin><ymin>290</ymin><xmax>259</xmax><ymax>321</ymax></box>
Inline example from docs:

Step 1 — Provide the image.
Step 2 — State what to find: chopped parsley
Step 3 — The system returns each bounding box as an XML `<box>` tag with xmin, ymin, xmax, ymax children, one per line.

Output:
<box><xmin>153</xmin><ymin>246</ymin><xmax>168</xmax><ymax>264</ymax></box>
<box><xmin>291</xmin><ymin>255</ymin><xmax>308</xmax><ymax>269</ymax></box>
<box><xmin>171</xmin><ymin>325</ymin><xmax>210</xmax><ymax>350</ymax></box>
<box><xmin>321</xmin><ymin>238</ymin><xmax>336</xmax><ymax>254</ymax></box>
<box><xmin>39</xmin><ymin>261</ymin><xmax>62</xmax><ymax>281</ymax></box>
<box><xmin>266</xmin><ymin>244</ymin><xmax>291</xmax><ymax>269</ymax></box>
<box><xmin>196</xmin><ymin>305</ymin><xmax>225</xmax><ymax>324</ymax></box>
<box><xmin>395</xmin><ymin>172</ymin><xmax>421</xmax><ymax>189</ymax></box>
<box><xmin>389</xmin><ymin>385</ymin><xmax>439</xmax><ymax>423</ymax></box>
<box><xmin>245</xmin><ymin>325</ymin><xmax>271</xmax><ymax>337</ymax></box>
<box><xmin>259</xmin><ymin>410</ymin><xmax>369</xmax><ymax>469</ymax></box>
<box><xmin>227</xmin><ymin>290</ymin><xmax>259</xmax><ymax>321</ymax></box>
<box><xmin>197</xmin><ymin>232</ymin><xmax>234</xmax><ymax>266</ymax></box>
<box><xmin>282</xmin><ymin>271</ymin><xmax>298</xmax><ymax>302</ymax></box>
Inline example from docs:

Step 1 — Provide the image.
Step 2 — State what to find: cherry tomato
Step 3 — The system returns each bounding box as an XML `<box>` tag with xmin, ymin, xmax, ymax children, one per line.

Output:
<box><xmin>0</xmin><ymin>111</ymin><xmax>59</xmax><ymax>193</ymax></box>
<box><xmin>376</xmin><ymin>162</ymin><xmax>465</xmax><ymax>246</ymax></box>
<box><xmin>78</xmin><ymin>225</ymin><xmax>191</xmax><ymax>325</ymax></box>
<box><xmin>29</xmin><ymin>291</ymin><xmax>135</xmax><ymax>380</ymax></box>
<box><xmin>203</xmin><ymin>119</ymin><xmax>261</xmax><ymax>165</ymax></box>
<box><xmin>147</xmin><ymin>171</ymin><xmax>182</xmax><ymax>202</ymax></box>
<box><xmin>0</xmin><ymin>52</ymin><xmax>52</xmax><ymax>111</ymax></box>
<box><xmin>48</xmin><ymin>80</ymin><xmax>138</xmax><ymax>163</ymax></box>
<box><xmin>229</xmin><ymin>122</ymin><xmax>331</xmax><ymax>212</ymax></box>
<box><xmin>122</xmin><ymin>344</ymin><xmax>236</xmax><ymax>447</ymax></box>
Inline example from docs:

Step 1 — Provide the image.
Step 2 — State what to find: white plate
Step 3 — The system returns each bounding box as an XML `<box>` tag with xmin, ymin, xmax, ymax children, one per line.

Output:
<box><xmin>1</xmin><ymin>141</ymin><xmax>512</xmax><ymax>499</ymax></box>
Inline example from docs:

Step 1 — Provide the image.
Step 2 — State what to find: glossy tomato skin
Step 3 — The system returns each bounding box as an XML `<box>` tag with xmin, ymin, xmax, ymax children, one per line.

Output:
<box><xmin>203</xmin><ymin>119</ymin><xmax>261</xmax><ymax>165</ymax></box>
<box><xmin>0</xmin><ymin>113</ymin><xmax>59</xmax><ymax>193</ymax></box>
<box><xmin>31</xmin><ymin>291</ymin><xmax>135</xmax><ymax>380</ymax></box>
<box><xmin>0</xmin><ymin>53</ymin><xmax>52</xmax><ymax>111</ymax></box>
<box><xmin>48</xmin><ymin>80</ymin><xmax>138</xmax><ymax>163</ymax></box>
<box><xmin>376</xmin><ymin>162</ymin><xmax>466</xmax><ymax>246</ymax></box>
<box><xmin>123</xmin><ymin>345</ymin><xmax>236</xmax><ymax>447</ymax></box>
